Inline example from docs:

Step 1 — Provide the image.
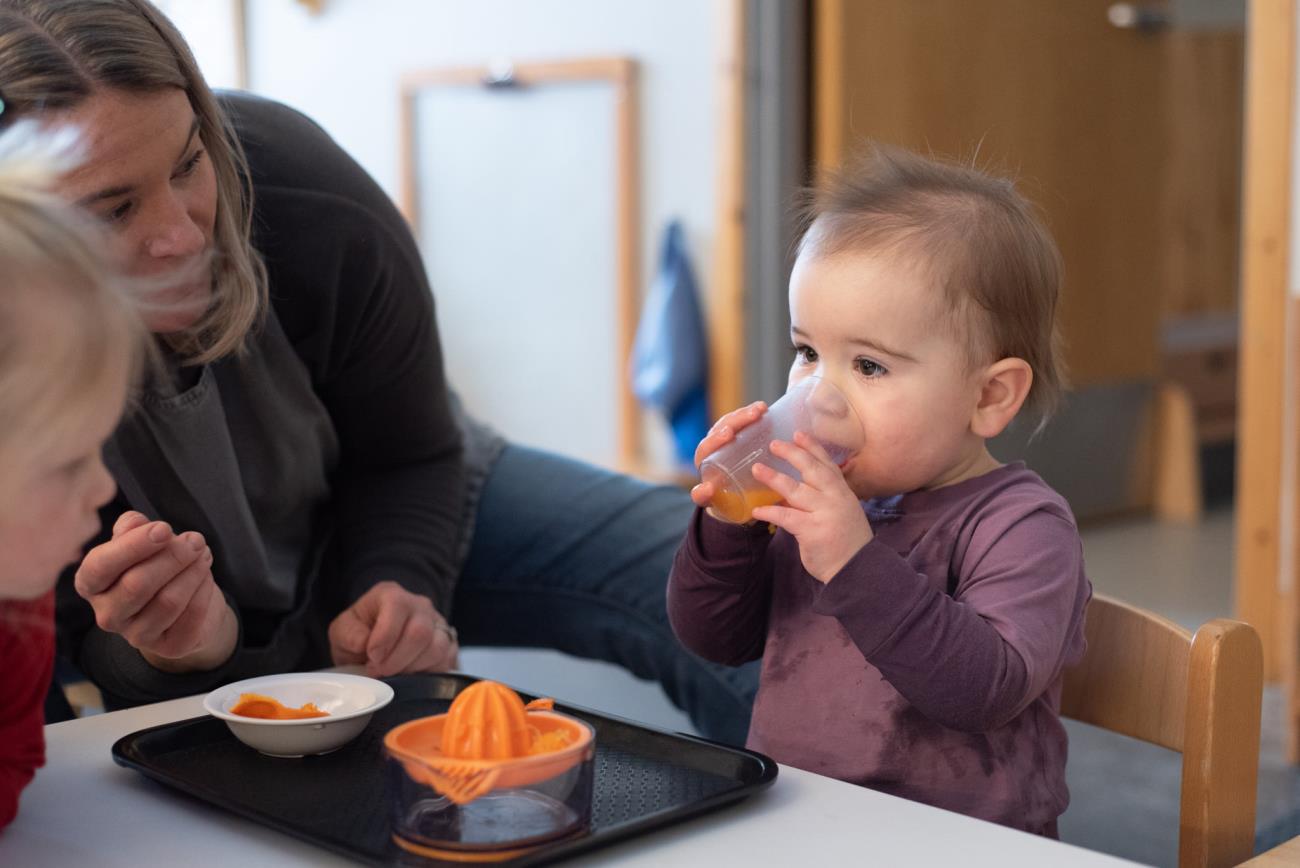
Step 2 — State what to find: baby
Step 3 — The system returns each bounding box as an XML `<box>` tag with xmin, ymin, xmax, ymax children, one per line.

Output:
<box><xmin>668</xmin><ymin>145</ymin><xmax>1090</xmax><ymax>836</ymax></box>
<box><xmin>0</xmin><ymin>123</ymin><xmax>145</xmax><ymax>830</ymax></box>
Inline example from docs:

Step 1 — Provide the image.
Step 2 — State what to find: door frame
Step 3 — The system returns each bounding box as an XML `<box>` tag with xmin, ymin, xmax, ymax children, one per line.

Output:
<box><xmin>1236</xmin><ymin>0</ymin><xmax>1295</xmax><ymax>711</ymax></box>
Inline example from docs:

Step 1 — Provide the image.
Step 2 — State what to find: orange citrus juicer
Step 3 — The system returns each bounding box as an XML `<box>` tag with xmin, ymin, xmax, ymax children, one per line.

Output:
<box><xmin>384</xmin><ymin>681</ymin><xmax>594</xmax><ymax>806</ymax></box>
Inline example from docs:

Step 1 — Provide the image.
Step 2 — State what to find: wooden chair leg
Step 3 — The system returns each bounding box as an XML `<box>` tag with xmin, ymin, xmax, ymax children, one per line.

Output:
<box><xmin>1152</xmin><ymin>381</ymin><xmax>1203</xmax><ymax>523</ymax></box>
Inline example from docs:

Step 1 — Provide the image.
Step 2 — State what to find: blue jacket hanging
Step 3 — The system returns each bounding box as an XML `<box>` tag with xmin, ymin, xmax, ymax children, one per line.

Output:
<box><xmin>630</xmin><ymin>219</ymin><xmax>711</xmax><ymax>469</ymax></box>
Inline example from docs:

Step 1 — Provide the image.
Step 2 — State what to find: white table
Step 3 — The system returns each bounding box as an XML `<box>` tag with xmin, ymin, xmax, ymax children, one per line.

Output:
<box><xmin>0</xmin><ymin>695</ymin><xmax>1142</xmax><ymax>867</ymax></box>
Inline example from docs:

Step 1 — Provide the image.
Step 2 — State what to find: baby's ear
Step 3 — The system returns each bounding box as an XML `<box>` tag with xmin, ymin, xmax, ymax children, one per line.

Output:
<box><xmin>970</xmin><ymin>358</ymin><xmax>1033</xmax><ymax>438</ymax></box>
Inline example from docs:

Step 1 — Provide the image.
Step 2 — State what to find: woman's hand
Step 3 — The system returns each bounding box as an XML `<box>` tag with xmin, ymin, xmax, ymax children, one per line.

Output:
<box><xmin>750</xmin><ymin>431</ymin><xmax>874</xmax><ymax>583</ymax></box>
<box><xmin>328</xmin><ymin>581</ymin><xmax>459</xmax><ymax>677</ymax></box>
<box><xmin>690</xmin><ymin>401</ymin><xmax>768</xmax><ymax>508</ymax></box>
<box><xmin>74</xmin><ymin>511</ymin><xmax>238</xmax><ymax>673</ymax></box>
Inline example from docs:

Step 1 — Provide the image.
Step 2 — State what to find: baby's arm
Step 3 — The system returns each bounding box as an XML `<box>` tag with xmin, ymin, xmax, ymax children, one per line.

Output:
<box><xmin>813</xmin><ymin>505</ymin><xmax>1087</xmax><ymax>732</ymax></box>
<box><xmin>667</xmin><ymin>509</ymin><xmax>777</xmax><ymax>666</ymax></box>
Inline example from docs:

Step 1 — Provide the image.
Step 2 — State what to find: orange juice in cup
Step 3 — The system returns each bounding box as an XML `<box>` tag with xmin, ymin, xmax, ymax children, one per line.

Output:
<box><xmin>700</xmin><ymin>376</ymin><xmax>863</xmax><ymax>524</ymax></box>
<box><xmin>705</xmin><ymin>485</ymin><xmax>785</xmax><ymax>525</ymax></box>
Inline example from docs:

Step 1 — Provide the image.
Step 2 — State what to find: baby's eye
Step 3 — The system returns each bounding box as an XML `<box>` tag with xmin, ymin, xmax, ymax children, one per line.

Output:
<box><xmin>856</xmin><ymin>358</ymin><xmax>887</xmax><ymax>378</ymax></box>
<box><xmin>793</xmin><ymin>344</ymin><xmax>818</xmax><ymax>364</ymax></box>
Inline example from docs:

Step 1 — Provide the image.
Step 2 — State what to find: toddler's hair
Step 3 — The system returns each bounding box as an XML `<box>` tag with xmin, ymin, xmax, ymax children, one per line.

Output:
<box><xmin>796</xmin><ymin>144</ymin><xmax>1066</xmax><ymax>427</ymax></box>
<box><xmin>0</xmin><ymin>121</ymin><xmax>145</xmax><ymax>508</ymax></box>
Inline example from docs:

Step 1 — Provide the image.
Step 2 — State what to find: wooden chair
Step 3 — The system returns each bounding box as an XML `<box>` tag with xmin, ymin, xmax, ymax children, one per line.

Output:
<box><xmin>1061</xmin><ymin>594</ymin><xmax>1264</xmax><ymax>868</ymax></box>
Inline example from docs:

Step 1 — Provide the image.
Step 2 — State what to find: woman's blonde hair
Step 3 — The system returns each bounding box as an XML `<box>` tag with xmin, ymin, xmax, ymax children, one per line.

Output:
<box><xmin>0</xmin><ymin>0</ymin><xmax>267</xmax><ymax>364</ymax></box>
<box><xmin>0</xmin><ymin>122</ymin><xmax>146</xmax><ymax>509</ymax></box>
<box><xmin>796</xmin><ymin>144</ymin><xmax>1067</xmax><ymax>428</ymax></box>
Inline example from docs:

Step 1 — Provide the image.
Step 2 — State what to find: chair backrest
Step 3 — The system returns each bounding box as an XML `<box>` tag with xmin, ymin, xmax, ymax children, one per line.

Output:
<box><xmin>1061</xmin><ymin>594</ymin><xmax>1263</xmax><ymax>868</ymax></box>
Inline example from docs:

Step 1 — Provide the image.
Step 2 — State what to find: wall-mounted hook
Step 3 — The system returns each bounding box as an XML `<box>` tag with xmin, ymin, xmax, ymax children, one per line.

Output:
<box><xmin>483</xmin><ymin>60</ymin><xmax>519</xmax><ymax>89</ymax></box>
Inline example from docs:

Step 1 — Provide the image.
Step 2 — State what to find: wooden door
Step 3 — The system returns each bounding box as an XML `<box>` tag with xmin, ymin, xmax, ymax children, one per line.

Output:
<box><xmin>813</xmin><ymin>0</ymin><xmax>1242</xmax><ymax>389</ymax></box>
<box><xmin>815</xmin><ymin>1</ymin><xmax>1274</xmax><ymax>671</ymax></box>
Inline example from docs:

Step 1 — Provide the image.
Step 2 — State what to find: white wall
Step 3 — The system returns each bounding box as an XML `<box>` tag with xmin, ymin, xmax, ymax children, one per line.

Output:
<box><xmin>254</xmin><ymin>0</ymin><xmax>721</xmax><ymax>471</ymax></box>
<box><xmin>245</xmin><ymin>1</ymin><xmax>718</xmax><ymax>244</ymax></box>
<box><xmin>174</xmin><ymin>0</ymin><xmax>723</xmax><ymax>473</ymax></box>
<box><xmin>153</xmin><ymin>0</ymin><xmax>243</xmax><ymax>90</ymax></box>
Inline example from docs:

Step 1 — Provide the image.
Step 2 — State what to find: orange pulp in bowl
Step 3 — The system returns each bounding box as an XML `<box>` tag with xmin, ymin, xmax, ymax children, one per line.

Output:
<box><xmin>229</xmin><ymin>693</ymin><xmax>329</xmax><ymax>720</ymax></box>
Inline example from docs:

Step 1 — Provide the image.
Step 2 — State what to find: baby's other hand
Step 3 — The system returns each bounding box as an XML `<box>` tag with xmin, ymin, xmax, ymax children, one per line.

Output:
<box><xmin>690</xmin><ymin>401</ymin><xmax>767</xmax><ymax>508</ymax></box>
<box><xmin>750</xmin><ymin>431</ymin><xmax>873</xmax><ymax>582</ymax></box>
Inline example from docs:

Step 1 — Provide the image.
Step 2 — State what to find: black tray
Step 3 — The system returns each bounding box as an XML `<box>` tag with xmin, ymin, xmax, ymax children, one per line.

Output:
<box><xmin>112</xmin><ymin>673</ymin><xmax>778</xmax><ymax>865</ymax></box>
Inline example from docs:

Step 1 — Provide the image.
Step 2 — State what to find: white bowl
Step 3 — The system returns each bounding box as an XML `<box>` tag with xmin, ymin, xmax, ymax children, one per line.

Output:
<box><xmin>204</xmin><ymin>673</ymin><xmax>395</xmax><ymax>758</ymax></box>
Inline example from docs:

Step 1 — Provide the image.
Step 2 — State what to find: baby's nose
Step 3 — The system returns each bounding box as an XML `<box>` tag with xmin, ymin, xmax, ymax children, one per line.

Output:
<box><xmin>807</xmin><ymin>379</ymin><xmax>852</xmax><ymax>418</ymax></box>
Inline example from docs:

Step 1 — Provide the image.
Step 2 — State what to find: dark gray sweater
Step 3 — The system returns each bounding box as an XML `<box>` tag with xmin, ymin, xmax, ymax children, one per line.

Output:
<box><xmin>56</xmin><ymin>94</ymin><xmax>502</xmax><ymax>707</ymax></box>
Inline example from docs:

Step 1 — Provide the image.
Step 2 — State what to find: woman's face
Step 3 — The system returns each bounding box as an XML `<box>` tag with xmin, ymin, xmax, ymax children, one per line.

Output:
<box><xmin>54</xmin><ymin>87</ymin><xmax>218</xmax><ymax>335</ymax></box>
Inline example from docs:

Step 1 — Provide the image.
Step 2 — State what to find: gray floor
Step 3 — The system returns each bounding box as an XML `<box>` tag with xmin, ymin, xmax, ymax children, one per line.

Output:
<box><xmin>462</xmin><ymin>506</ymin><xmax>1294</xmax><ymax>868</ymax></box>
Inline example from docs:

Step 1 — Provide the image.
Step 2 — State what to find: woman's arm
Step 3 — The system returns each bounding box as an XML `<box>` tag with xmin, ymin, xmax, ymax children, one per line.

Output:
<box><xmin>286</xmin><ymin>188</ymin><xmax>465</xmax><ymax>612</ymax></box>
<box><xmin>232</xmin><ymin>94</ymin><xmax>467</xmax><ymax>616</ymax></box>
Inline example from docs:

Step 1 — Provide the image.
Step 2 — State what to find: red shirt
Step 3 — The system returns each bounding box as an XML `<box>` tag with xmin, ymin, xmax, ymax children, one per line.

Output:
<box><xmin>0</xmin><ymin>591</ymin><xmax>54</xmax><ymax>832</ymax></box>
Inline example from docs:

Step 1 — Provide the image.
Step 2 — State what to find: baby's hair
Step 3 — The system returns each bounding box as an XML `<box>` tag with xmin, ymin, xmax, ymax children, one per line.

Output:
<box><xmin>0</xmin><ymin>121</ymin><xmax>146</xmax><ymax>509</ymax></box>
<box><xmin>795</xmin><ymin>143</ymin><xmax>1067</xmax><ymax>428</ymax></box>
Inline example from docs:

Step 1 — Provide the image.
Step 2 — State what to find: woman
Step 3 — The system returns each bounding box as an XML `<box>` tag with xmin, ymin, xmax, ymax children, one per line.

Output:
<box><xmin>0</xmin><ymin>0</ymin><xmax>755</xmax><ymax>743</ymax></box>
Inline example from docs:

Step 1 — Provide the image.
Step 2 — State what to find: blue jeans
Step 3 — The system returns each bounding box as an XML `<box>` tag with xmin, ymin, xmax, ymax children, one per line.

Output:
<box><xmin>451</xmin><ymin>444</ymin><xmax>760</xmax><ymax>746</ymax></box>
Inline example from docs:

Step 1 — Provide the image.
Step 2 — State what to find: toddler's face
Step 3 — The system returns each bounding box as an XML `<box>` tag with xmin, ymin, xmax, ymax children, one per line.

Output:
<box><xmin>0</xmin><ymin>368</ymin><xmax>127</xmax><ymax>601</ymax></box>
<box><xmin>786</xmin><ymin>248</ymin><xmax>992</xmax><ymax>499</ymax></box>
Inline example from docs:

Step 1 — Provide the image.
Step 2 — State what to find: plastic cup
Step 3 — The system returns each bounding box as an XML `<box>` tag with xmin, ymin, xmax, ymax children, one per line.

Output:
<box><xmin>699</xmin><ymin>376</ymin><xmax>863</xmax><ymax>524</ymax></box>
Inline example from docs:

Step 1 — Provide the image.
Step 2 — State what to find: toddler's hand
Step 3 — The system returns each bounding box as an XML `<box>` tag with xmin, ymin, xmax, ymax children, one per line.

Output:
<box><xmin>689</xmin><ymin>401</ymin><xmax>767</xmax><ymax>509</ymax></box>
<box><xmin>750</xmin><ymin>431</ymin><xmax>873</xmax><ymax>583</ymax></box>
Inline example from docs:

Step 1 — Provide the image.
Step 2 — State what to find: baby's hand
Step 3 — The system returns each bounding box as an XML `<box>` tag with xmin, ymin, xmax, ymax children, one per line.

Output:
<box><xmin>750</xmin><ymin>431</ymin><xmax>873</xmax><ymax>583</ymax></box>
<box><xmin>689</xmin><ymin>401</ymin><xmax>768</xmax><ymax>508</ymax></box>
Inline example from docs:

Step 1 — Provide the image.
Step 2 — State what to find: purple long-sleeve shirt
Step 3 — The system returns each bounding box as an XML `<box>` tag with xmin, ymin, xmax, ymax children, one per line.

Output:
<box><xmin>668</xmin><ymin>463</ymin><xmax>1090</xmax><ymax>835</ymax></box>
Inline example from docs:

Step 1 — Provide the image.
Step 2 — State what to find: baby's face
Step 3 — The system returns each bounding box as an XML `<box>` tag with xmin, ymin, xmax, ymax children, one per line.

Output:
<box><xmin>0</xmin><ymin>364</ymin><xmax>126</xmax><ymax>601</ymax></box>
<box><xmin>786</xmin><ymin>248</ymin><xmax>991</xmax><ymax>499</ymax></box>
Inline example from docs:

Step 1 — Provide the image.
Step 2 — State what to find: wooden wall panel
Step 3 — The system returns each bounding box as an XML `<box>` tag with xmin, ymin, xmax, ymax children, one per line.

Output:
<box><xmin>814</xmin><ymin>0</ymin><xmax>1168</xmax><ymax>388</ymax></box>
<box><xmin>1161</xmin><ymin>31</ymin><xmax>1245</xmax><ymax>319</ymax></box>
